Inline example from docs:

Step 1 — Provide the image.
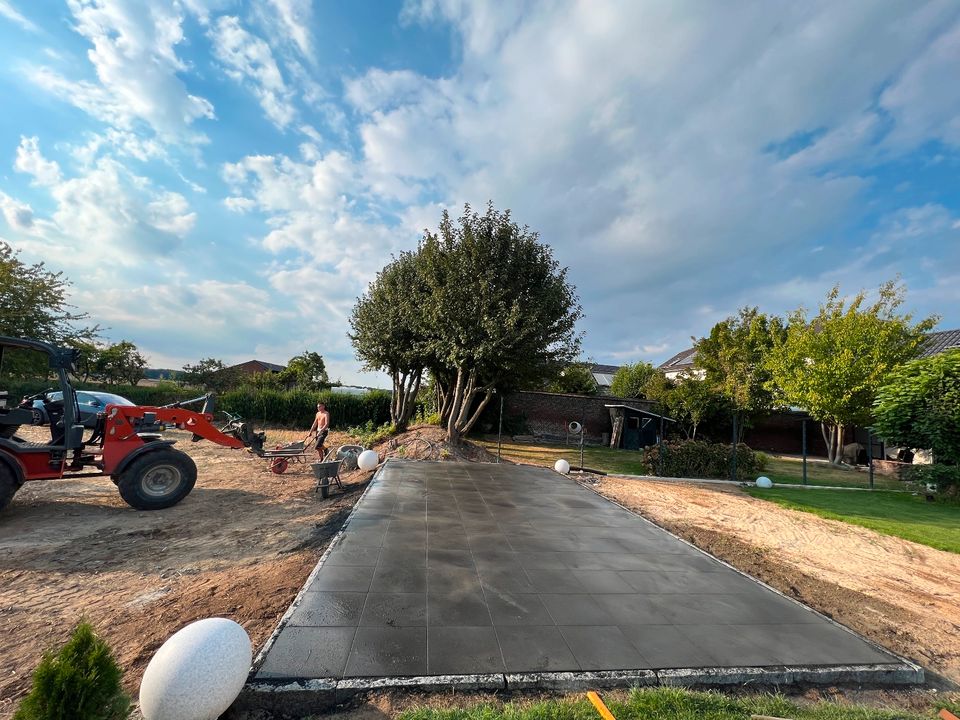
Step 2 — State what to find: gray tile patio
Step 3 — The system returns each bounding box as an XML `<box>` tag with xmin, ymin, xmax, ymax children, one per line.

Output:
<box><xmin>255</xmin><ymin>461</ymin><xmax>902</xmax><ymax>681</ymax></box>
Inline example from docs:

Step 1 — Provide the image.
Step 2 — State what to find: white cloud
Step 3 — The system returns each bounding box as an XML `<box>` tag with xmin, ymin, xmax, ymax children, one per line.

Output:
<box><xmin>25</xmin><ymin>0</ymin><xmax>214</xmax><ymax>144</ymax></box>
<box><xmin>347</xmin><ymin>0</ymin><xmax>960</xmax><ymax>364</ymax></box>
<box><xmin>265</xmin><ymin>0</ymin><xmax>314</xmax><ymax>59</ymax></box>
<box><xmin>4</xmin><ymin>139</ymin><xmax>195</xmax><ymax>266</ymax></box>
<box><xmin>0</xmin><ymin>0</ymin><xmax>38</xmax><ymax>32</ymax></box>
<box><xmin>209</xmin><ymin>15</ymin><xmax>297</xmax><ymax>130</ymax></box>
<box><xmin>0</xmin><ymin>191</ymin><xmax>35</xmax><ymax>232</ymax></box>
<box><xmin>15</xmin><ymin>136</ymin><xmax>62</xmax><ymax>186</ymax></box>
<box><xmin>880</xmin><ymin>20</ymin><xmax>960</xmax><ymax>149</ymax></box>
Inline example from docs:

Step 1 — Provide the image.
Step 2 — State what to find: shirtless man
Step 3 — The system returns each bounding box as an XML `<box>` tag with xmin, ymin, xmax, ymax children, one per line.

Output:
<box><xmin>309</xmin><ymin>402</ymin><xmax>330</xmax><ymax>458</ymax></box>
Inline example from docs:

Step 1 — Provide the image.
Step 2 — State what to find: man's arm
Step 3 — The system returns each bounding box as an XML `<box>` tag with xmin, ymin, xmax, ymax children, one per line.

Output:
<box><xmin>308</xmin><ymin>413</ymin><xmax>319</xmax><ymax>433</ymax></box>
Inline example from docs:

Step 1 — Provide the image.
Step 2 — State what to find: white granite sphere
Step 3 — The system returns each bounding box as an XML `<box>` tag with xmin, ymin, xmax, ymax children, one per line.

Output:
<box><xmin>358</xmin><ymin>449</ymin><xmax>379</xmax><ymax>471</ymax></box>
<box><xmin>755</xmin><ymin>475</ymin><xmax>773</xmax><ymax>488</ymax></box>
<box><xmin>140</xmin><ymin>617</ymin><xmax>251</xmax><ymax>720</ymax></box>
<box><xmin>554</xmin><ymin>459</ymin><xmax>571</xmax><ymax>474</ymax></box>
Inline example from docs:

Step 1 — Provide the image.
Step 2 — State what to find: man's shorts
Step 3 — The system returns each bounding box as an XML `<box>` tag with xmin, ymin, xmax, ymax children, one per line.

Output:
<box><xmin>315</xmin><ymin>429</ymin><xmax>329</xmax><ymax>449</ymax></box>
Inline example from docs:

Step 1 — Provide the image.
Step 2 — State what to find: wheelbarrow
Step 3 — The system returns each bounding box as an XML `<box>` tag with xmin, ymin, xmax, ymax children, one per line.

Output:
<box><xmin>258</xmin><ymin>440</ymin><xmax>314</xmax><ymax>474</ymax></box>
<box><xmin>312</xmin><ymin>459</ymin><xmax>343</xmax><ymax>498</ymax></box>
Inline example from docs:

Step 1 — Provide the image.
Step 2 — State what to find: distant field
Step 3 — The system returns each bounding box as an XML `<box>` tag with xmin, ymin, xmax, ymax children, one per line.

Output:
<box><xmin>744</xmin><ymin>486</ymin><xmax>960</xmax><ymax>554</ymax></box>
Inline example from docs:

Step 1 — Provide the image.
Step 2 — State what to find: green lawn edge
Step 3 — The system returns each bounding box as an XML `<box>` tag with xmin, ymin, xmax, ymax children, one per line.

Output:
<box><xmin>744</xmin><ymin>487</ymin><xmax>960</xmax><ymax>554</ymax></box>
<box><xmin>398</xmin><ymin>687</ymin><xmax>935</xmax><ymax>720</ymax></box>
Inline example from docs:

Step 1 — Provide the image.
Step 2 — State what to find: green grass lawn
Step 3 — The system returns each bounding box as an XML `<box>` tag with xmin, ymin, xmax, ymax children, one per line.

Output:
<box><xmin>399</xmin><ymin>687</ymin><xmax>935</xmax><ymax>720</ymax></box>
<box><xmin>744</xmin><ymin>486</ymin><xmax>960</xmax><ymax>554</ymax></box>
<box><xmin>763</xmin><ymin>456</ymin><xmax>902</xmax><ymax>490</ymax></box>
<box><xmin>476</xmin><ymin>437</ymin><xmax>896</xmax><ymax>489</ymax></box>
<box><xmin>476</xmin><ymin>437</ymin><xmax>649</xmax><ymax>475</ymax></box>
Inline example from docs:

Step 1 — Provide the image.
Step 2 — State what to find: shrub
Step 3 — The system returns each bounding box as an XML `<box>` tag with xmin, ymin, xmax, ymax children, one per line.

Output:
<box><xmin>14</xmin><ymin>621</ymin><xmax>129</xmax><ymax>720</ymax></box>
<box><xmin>643</xmin><ymin>440</ymin><xmax>762</xmax><ymax>481</ymax></box>
<box><xmin>901</xmin><ymin>464</ymin><xmax>960</xmax><ymax>498</ymax></box>
<box><xmin>347</xmin><ymin>420</ymin><xmax>398</xmax><ymax>447</ymax></box>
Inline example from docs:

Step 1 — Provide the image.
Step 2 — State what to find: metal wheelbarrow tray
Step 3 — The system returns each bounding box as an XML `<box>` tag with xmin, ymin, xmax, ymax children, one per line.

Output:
<box><xmin>311</xmin><ymin>460</ymin><xmax>343</xmax><ymax>498</ymax></box>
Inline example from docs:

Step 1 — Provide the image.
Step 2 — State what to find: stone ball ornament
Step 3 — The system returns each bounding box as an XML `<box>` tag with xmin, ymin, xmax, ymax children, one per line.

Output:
<box><xmin>554</xmin><ymin>459</ymin><xmax>571</xmax><ymax>474</ymax></box>
<box><xmin>139</xmin><ymin>617</ymin><xmax>251</xmax><ymax>720</ymax></box>
<box><xmin>358</xmin><ymin>449</ymin><xmax>379</xmax><ymax>472</ymax></box>
<box><xmin>755</xmin><ymin>475</ymin><xmax>773</xmax><ymax>488</ymax></box>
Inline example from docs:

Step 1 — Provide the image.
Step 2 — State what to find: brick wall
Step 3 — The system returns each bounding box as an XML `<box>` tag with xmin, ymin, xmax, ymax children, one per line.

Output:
<box><xmin>503</xmin><ymin>391</ymin><xmax>658</xmax><ymax>443</ymax></box>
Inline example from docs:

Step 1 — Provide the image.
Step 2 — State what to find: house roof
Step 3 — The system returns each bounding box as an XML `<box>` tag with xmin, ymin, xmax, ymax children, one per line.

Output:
<box><xmin>589</xmin><ymin>363</ymin><xmax>621</xmax><ymax>388</ymax></box>
<box><xmin>659</xmin><ymin>347</ymin><xmax>697</xmax><ymax>370</ymax></box>
<box><xmin>229</xmin><ymin>359</ymin><xmax>286</xmax><ymax>373</ymax></box>
<box><xmin>604</xmin><ymin>404</ymin><xmax>676</xmax><ymax>422</ymax></box>
<box><xmin>921</xmin><ymin>329</ymin><xmax>960</xmax><ymax>358</ymax></box>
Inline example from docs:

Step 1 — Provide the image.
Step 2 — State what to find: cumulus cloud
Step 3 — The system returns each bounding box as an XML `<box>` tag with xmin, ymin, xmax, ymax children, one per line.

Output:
<box><xmin>345</xmin><ymin>0</ymin><xmax>960</xmax><ymax>363</ymax></box>
<box><xmin>25</xmin><ymin>0</ymin><xmax>214</xmax><ymax>144</ymax></box>
<box><xmin>209</xmin><ymin>15</ymin><xmax>297</xmax><ymax>129</ymax></box>
<box><xmin>15</xmin><ymin>136</ymin><xmax>62</xmax><ymax>186</ymax></box>
<box><xmin>3</xmin><ymin>138</ymin><xmax>195</xmax><ymax>266</ymax></box>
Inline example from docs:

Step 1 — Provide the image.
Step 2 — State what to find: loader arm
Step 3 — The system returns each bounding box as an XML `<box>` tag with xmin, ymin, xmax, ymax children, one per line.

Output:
<box><xmin>100</xmin><ymin>404</ymin><xmax>253</xmax><ymax>474</ymax></box>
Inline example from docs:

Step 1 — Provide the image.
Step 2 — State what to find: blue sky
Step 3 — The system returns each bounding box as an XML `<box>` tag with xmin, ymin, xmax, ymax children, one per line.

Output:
<box><xmin>1</xmin><ymin>0</ymin><xmax>958</xmax><ymax>386</ymax></box>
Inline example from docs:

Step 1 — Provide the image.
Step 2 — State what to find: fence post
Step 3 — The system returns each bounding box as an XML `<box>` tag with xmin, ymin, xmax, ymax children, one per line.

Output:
<box><xmin>868</xmin><ymin>428</ymin><xmax>874</xmax><ymax>490</ymax></box>
<box><xmin>496</xmin><ymin>393</ymin><xmax>503</xmax><ymax>464</ymax></box>
<box><xmin>730</xmin><ymin>411</ymin><xmax>738</xmax><ymax>482</ymax></box>
<box><xmin>658</xmin><ymin>413</ymin><xmax>664</xmax><ymax>477</ymax></box>
<box><xmin>802</xmin><ymin>419</ymin><xmax>808</xmax><ymax>485</ymax></box>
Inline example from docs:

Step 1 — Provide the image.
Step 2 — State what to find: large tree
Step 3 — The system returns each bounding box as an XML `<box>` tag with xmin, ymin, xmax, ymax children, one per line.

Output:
<box><xmin>609</xmin><ymin>362</ymin><xmax>656</xmax><ymax>398</ymax></box>
<box><xmin>95</xmin><ymin>341</ymin><xmax>147</xmax><ymax>386</ymax></box>
<box><xmin>767</xmin><ymin>281</ymin><xmax>936</xmax><ymax>464</ymax></box>
<box><xmin>873</xmin><ymin>349</ymin><xmax>960</xmax><ymax>465</ymax></box>
<box><xmin>350</xmin><ymin>250</ymin><xmax>430</xmax><ymax>429</ymax></box>
<box><xmin>419</xmin><ymin>204</ymin><xmax>582</xmax><ymax>443</ymax></box>
<box><xmin>282</xmin><ymin>351</ymin><xmax>330</xmax><ymax>391</ymax></box>
<box><xmin>694</xmin><ymin>307</ymin><xmax>784</xmax><ymax>437</ymax></box>
<box><xmin>182</xmin><ymin>358</ymin><xmax>238</xmax><ymax>392</ymax></box>
<box><xmin>352</xmin><ymin>203</ymin><xmax>582</xmax><ymax>442</ymax></box>
<box><xmin>643</xmin><ymin>372</ymin><xmax>723</xmax><ymax>441</ymax></box>
<box><xmin>0</xmin><ymin>242</ymin><xmax>98</xmax><ymax>377</ymax></box>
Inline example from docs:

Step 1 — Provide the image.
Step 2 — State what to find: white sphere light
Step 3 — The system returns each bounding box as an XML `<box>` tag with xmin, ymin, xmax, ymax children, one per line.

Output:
<box><xmin>755</xmin><ymin>476</ymin><xmax>773</xmax><ymax>488</ymax></box>
<box><xmin>139</xmin><ymin>617</ymin><xmax>251</xmax><ymax>720</ymax></box>
<box><xmin>358</xmin><ymin>449</ymin><xmax>379</xmax><ymax>471</ymax></box>
<box><xmin>554</xmin><ymin>459</ymin><xmax>571</xmax><ymax>474</ymax></box>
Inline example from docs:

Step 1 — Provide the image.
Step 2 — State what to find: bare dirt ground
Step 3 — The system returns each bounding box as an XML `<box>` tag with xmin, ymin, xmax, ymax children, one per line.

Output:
<box><xmin>0</xmin><ymin>425</ymin><xmax>372</xmax><ymax>716</ymax></box>
<box><xmin>588</xmin><ymin>476</ymin><xmax>960</xmax><ymax>685</ymax></box>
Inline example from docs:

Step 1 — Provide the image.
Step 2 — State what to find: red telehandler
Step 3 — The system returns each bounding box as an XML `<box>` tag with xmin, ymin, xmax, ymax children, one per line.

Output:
<box><xmin>0</xmin><ymin>336</ymin><xmax>266</xmax><ymax>512</ymax></box>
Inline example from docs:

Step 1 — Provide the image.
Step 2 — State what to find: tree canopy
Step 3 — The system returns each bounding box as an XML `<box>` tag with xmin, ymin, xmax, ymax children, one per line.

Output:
<box><xmin>182</xmin><ymin>358</ymin><xmax>238</xmax><ymax>392</ymax></box>
<box><xmin>543</xmin><ymin>363</ymin><xmax>597</xmax><ymax>395</ymax></box>
<box><xmin>694</xmin><ymin>307</ymin><xmax>783</xmax><ymax>420</ymax></box>
<box><xmin>766</xmin><ymin>280</ymin><xmax>936</xmax><ymax>464</ymax></box>
<box><xmin>281</xmin><ymin>351</ymin><xmax>329</xmax><ymax>391</ymax></box>
<box><xmin>873</xmin><ymin>348</ymin><xmax>960</xmax><ymax>465</ymax></box>
<box><xmin>351</xmin><ymin>202</ymin><xmax>582</xmax><ymax>440</ymax></box>
<box><xmin>609</xmin><ymin>362</ymin><xmax>656</xmax><ymax>398</ymax></box>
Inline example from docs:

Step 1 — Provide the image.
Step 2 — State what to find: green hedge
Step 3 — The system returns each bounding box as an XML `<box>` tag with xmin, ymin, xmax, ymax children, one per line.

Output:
<box><xmin>218</xmin><ymin>388</ymin><xmax>391</xmax><ymax>428</ymax></box>
<box><xmin>643</xmin><ymin>440</ymin><xmax>764</xmax><ymax>482</ymax></box>
<box><xmin>1</xmin><ymin>379</ymin><xmax>391</xmax><ymax>430</ymax></box>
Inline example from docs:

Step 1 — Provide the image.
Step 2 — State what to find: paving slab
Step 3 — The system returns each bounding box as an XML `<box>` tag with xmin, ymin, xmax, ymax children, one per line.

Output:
<box><xmin>251</xmin><ymin>460</ymin><xmax>920</xmax><ymax>693</ymax></box>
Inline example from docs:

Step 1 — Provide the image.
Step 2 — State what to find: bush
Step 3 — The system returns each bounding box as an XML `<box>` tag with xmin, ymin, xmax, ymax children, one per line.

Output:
<box><xmin>643</xmin><ymin>440</ymin><xmax>762</xmax><ymax>481</ymax></box>
<box><xmin>901</xmin><ymin>464</ymin><xmax>960</xmax><ymax>497</ymax></box>
<box><xmin>15</xmin><ymin>621</ymin><xmax>129</xmax><ymax>720</ymax></box>
<box><xmin>347</xmin><ymin>420</ymin><xmax>398</xmax><ymax>447</ymax></box>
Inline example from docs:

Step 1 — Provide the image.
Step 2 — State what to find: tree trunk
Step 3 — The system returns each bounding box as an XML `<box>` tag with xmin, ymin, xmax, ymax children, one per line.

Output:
<box><xmin>460</xmin><ymin>388</ymin><xmax>494</xmax><ymax>437</ymax></box>
<box><xmin>691</xmin><ymin>422</ymin><xmax>698</xmax><ymax>441</ymax></box>
<box><xmin>446</xmin><ymin>368</ymin><xmax>465</xmax><ymax>442</ymax></box>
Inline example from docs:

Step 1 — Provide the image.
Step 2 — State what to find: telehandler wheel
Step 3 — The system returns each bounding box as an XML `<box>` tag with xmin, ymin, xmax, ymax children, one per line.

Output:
<box><xmin>115</xmin><ymin>448</ymin><xmax>197</xmax><ymax>510</ymax></box>
<box><xmin>0</xmin><ymin>463</ymin><xmax>20</xmax><ymax>512</ymax></box>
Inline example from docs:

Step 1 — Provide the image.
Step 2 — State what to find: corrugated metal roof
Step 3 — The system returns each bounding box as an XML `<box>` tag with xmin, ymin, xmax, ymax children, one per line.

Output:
<box><xmin>592</xmin><ymin>373</ymin><xmax>616</xmax><ymax>386</ymax></box>
<box><xmin>589</xmin><ymin>363</ymin><xmax>622</xmax><ymax>375</ymax></box>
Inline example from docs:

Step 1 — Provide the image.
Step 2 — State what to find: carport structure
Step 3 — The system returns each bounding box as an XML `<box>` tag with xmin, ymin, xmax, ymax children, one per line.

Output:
<box><xmin>245</xmin><ymin>461</ymin><xmax>921</xmax><ymax>708</ymax></box>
